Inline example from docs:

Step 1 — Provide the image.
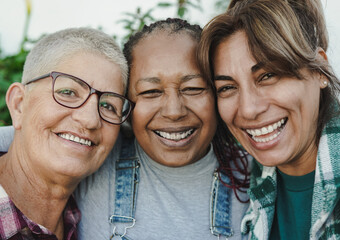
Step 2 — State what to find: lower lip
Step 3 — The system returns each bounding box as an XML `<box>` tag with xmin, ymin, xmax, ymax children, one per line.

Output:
<box><xmin>155</xmin><ymin>130</ymin><xmax>196</xmax><ymax>148</ymax></box>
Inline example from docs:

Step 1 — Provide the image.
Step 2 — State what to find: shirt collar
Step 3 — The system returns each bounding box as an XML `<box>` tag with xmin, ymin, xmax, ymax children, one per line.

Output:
<box><xmin>0</xmin><ymin>185</ymin><xmax>81</xmax><ymax>240</ymax></box>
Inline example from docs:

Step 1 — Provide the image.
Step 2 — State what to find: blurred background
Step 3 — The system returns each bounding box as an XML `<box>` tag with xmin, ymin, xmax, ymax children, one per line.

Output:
<box><xmin>0</xmin><ymin>0</ymin><xmax>339</xmax><ymax>125</ymax></box>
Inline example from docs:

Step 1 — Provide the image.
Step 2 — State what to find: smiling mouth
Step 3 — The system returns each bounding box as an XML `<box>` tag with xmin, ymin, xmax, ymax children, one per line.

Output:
<box><xmin>245</xmin><ymin>117</ymin><xmax>288</xmax><ymax>143</ymax></box>
<box><xmin>58</xmin><ymin>133</ymin><xmax>93</xmax><ymax>146</ymax></box>
<box><xmin>154</xmin><ymin>129</ymin><xmax>195</xmax><ymax>141</ymax></box>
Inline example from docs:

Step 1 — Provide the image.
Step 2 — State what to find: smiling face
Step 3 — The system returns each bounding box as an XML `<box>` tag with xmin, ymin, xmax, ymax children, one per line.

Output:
<box><xmin>18</xmin><ymin>52</ymin><xmax>123</xmax><ymax>179</ymax></box>
<box><xmin>128</xmin><ymin>32</ymin><xmax>217</xmax><ymax>167</ymax></box>
<box><xmin>213</xmin><ymin>31</ymin><xmax>326</xmax><ymax>175</ymax></box>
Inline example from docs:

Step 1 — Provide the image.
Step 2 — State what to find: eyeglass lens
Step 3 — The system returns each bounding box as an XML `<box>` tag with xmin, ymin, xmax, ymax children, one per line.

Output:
<box><xmin>53</xmin><ymin>75</ymin><xmax>130</xmax><ymax>124</ymax></box>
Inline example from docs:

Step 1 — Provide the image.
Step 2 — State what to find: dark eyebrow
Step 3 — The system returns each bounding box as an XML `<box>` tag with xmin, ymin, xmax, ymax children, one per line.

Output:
<box><xmin>214</xmin><ymin>75</ymin><xmax>233</xmax><ymax>81</ymax></box>
<box><xmin>214</xmin><ymin>62</ymin><xmax>265</xmax><ymax>81</ymax></box>
<box><xmin>181</xmin><ymin>74</ymin><xmax>202</xmax><ymax>82</ymax></box>
<box><xmin>251</xmin><ymin>62</ymin><xmax>264</xmax><ymax>73</ymax></box>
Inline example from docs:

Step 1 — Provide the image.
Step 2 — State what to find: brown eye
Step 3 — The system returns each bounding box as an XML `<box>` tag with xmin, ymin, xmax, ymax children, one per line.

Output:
<box><xmin>216</xmin><ymin>85</ymin><xmax>236</xmax><ymax>98</ymax></box>
<box><xmin>259</xmin><ymin>72</ymin><xmax>276</xmax><ymax>82</ymax></box>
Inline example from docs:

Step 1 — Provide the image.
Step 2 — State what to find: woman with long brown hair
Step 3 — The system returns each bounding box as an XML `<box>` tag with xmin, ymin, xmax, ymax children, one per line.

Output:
<box><xmin>198</xmin><ymin>0</ymin><xmax>340</xmax><ymax>239</ymax></box>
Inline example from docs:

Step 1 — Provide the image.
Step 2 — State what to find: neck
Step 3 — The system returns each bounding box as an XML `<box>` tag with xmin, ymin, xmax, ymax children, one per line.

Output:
<box><xmin>0</xmin><ymin>145</ymin><xmax>80</xmax><ymax>239</ymax></box>
<box><xmin>277</xmin><ymin>141</ymin><xmax>318</xmax><ymax>176</ymax></box>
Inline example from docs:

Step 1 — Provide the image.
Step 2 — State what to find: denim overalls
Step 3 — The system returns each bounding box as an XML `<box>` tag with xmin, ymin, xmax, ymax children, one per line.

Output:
<box><xmin>109</xmin><ymin>135</ymin><xmax>233</xmax><ymax>239</ymax></box>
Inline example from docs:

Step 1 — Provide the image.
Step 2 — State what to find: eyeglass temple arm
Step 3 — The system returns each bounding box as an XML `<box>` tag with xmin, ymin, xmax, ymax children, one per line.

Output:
<box><xmin>26</xmin><ymin>73</ymin><xmax>51</xmax><ymax>85</ymax></box>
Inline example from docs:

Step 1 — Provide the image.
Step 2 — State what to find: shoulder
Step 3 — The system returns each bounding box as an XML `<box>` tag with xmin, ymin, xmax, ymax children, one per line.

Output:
<box><xmin>0</xmin><ymin>126</ymin><xmax>14</xmax><ymax>152</ymax></box>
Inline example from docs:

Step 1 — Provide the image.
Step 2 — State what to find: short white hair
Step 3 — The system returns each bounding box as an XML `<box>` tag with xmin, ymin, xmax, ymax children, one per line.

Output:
<box><xmin>22</xmin><ymin>27</ymin><xmax>128</xmax><ymax>91</ymax></box>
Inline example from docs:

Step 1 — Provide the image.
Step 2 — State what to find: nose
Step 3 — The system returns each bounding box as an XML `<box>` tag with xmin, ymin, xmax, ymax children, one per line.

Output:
<box><xmin>72</xmin><ymin>94</ymin><xmax>101</xmax><ymax>130</ymax></box>
<box><xmin>160</xmin><ymin>91</ymin><xmax>188</xmax><ymax>121</ymax></box>
<box><xmin>238</xmin><ymin>86</ymin><xmax>268</xmax><ymax>120</ymax></box>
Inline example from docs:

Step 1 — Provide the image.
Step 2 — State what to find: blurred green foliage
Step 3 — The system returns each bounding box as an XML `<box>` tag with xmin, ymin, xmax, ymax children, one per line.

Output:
<box><xmin>0</xmin><ymin>50</ymin><xmax>28</xmax><ymax>126</ymax></box>
<box><xmin>117</xmin><ymin>0</ymin><xmax>202</xmax><ymax>42</ymax></box>
<box><xmin>0</xmin><ymin>0</ymin><xmax>230</xmax><ymax>126</ymax></box>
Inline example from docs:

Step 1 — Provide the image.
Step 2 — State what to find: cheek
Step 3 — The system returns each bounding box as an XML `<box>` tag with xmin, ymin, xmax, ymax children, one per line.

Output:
<box><xmin>23</xmin><ymin>95</ymin><xmax>62</xmax><ymax>130</ymax></box>
<box><xmin>101</xmin><ymin>125</ymin><xmax>120</xmax><ymax>150</ymax></box>
<box><xmin>192</xmin><ymin>92</ymin><xmax>216</xmax><ymax>113</ymax></box>
<box><xmin>217</xmin><ymin>98</ymin><xmax>234</xmax><ymax>124</ymax></box>
<box><xmin>131</xmin><ymin>101</ymin><xmax>157</xmax><ymax>127</ymax></box>
<box><xmin>192</xmin><ymin>94</ymin><xmax>217</xmax><ymax>136</ymax></box>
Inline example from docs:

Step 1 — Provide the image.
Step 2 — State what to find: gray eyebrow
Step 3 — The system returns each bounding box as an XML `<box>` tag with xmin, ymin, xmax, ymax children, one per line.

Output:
<box><xmin>136</xmin><ymin>77</ymin><xmax>161</xmax><ymax>85</ymax></box>
<box><xmin>181</xmin><ymin>74</ymin><xmax>202</xmax><ymax>82</ymax></box>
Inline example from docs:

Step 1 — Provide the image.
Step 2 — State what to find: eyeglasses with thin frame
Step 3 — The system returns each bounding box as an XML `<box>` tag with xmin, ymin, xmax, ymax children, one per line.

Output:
<box><xmin>25</xmin><ymin>71</ymin><xmax>134</xmax><ymax>125</ymax></box>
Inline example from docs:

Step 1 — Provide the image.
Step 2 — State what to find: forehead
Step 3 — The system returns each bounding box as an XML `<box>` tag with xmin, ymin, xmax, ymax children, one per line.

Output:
<box><xmin>55</xmin><ymin>52</ymin><xmax>124</xmax><ymax>93</ymax></box>
<box><xmin>130</xmin><ymin>33</ymin><xmax>199</xmax><ymax>83</ymax></box>
<box><xmin>214</xmin><ymin>31</ymin><xmax>257</xmax><ymax>73</ymax></box>
<box><xmin>142</xmin><ymin>33</ymin><xmax>198</xmax><ymax>67</ymax></box>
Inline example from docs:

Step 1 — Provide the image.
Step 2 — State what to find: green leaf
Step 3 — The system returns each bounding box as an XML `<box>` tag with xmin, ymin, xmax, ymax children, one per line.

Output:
<box><xmin>157</xmin><ymin>2</ymin><xmax>173</xmax><ymax>7</ymax></box>
<box><xmin>177</xmin><ymin>7</ymin><xmax>186</xmax><ymax>17</ymax></box>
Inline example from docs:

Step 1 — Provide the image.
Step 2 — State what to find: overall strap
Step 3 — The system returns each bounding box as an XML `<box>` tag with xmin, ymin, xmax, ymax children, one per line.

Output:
<box><xmin>210</xmin><ymin>170</ymin><xmax>233</xmax><ymax>238</ymax></box>
<box><xmin>109</xmin><ymin>134</ymin><xmax>140</xmax><ymax>239</ymax></box>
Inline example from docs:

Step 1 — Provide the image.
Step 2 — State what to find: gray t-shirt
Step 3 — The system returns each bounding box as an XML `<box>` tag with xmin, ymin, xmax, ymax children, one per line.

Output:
<box><xmin>0</xmin><ymin>126</ymin><xmax>14</xmax><ymax>152</ymax></box>
<box><xmin>76</xmin><ymin>135</ymin><xmax>249</xmax><ymax>240</ymax></box>
<box><xmin>0</xmin><ymin>127</ymin><xmax>249</xmax><ymax>239</ymax></box>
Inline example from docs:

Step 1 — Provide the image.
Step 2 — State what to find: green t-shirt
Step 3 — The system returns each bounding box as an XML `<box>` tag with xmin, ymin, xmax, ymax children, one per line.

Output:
<box><xmin>270</xmin><ymin>169</ymin><xmax>315</xmax><ymax>240</ymax></box>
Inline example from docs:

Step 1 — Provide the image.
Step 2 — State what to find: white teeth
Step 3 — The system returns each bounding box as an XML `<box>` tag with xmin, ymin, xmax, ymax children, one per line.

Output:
<box><xmin>246</xmin><ymin>119</ymin><xmax>285</xmax><ymax>142</ymax></box>
<box><xmin>261</xmin><ymin>127</ymin><xmax>268</xmax><ymax>135</ymax></box>
<box><xmin>268</xmin><ymin>125</ymin><xmax>273</xmax><ymax>132</ymax></box>
<box><xmin>58</xmin><ymin>133</ymin><xmax>92</xmax><ymax>146</ymax></box>
<box><xmin>252</xmin><ymin>132</ymin><xmax>281</xmax><ymax>143</ymax></box>
<box><xmin>155</xmin><ymin>129</ymin><xmax>194</xmax><ymax>141</ymax></box>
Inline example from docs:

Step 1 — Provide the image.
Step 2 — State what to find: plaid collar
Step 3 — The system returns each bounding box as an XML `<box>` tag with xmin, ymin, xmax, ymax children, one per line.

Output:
<box><xmin>241</xmin><ymin>115</ymin><xmax>340</xmax><ymax>239</ymax></box>
<box><xmin>0</xmin><ymin>185</ymin><xmax>81</xmax><ymax>240</ymax></box>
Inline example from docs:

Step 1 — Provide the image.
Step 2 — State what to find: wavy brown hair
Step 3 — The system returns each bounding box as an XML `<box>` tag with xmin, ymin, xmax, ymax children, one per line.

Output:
<box><xmin>198</xmin><ymin>0</ymin><xmax>340</xmax><ymax>147</ymax></box>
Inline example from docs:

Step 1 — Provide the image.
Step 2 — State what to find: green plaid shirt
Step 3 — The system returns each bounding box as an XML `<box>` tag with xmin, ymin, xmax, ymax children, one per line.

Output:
<box><xmin>241</xmin><ymin>116</ymin><xmax>340</xmax><ymax>240</ymax></box>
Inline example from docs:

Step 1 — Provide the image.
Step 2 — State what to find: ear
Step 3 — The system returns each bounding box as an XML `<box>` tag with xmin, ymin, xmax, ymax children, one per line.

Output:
<box><xmin>6</xmin><ymin>82</ymin><xmax>26</xmax><ymax>130</ymax></box>
<box><xmin>315</xmin><ymin>47</ymin><xmax>329</xmax><ymax>89</ymax></box>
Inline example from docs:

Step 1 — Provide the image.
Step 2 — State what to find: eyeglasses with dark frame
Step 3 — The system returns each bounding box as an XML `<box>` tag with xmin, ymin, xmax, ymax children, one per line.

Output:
<box><xmin>26</xmin><ymin>71</ymin><xmax>134</xmax><ymax>125</ymax></box>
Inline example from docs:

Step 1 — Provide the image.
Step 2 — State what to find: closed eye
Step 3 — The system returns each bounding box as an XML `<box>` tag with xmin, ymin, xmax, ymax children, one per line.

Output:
<box><xmin>138</xmin><ymin>89</ymin><xmax>162</xmax><ymax>98</ymax></box>
<box><xmin>180</xmin><ymin>87</ymin><xmax>206</xmax><ymax>96</ymax></box>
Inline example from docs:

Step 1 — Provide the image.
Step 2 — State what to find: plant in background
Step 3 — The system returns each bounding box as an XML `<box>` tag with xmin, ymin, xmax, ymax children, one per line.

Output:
<box><xmin>117</xmin><ymin>7</ymin><xmax>156</xmax><ymax>43</ymax></box>
<box><xmin>215</xmin><ymin>0</ymin><xmax>231</xmax><ymax>13</ymax></box>
<box><xmin>0</xmin><ymin>0</ymin><xmax>32</xmax><ymax>126</ymax></box>
<box><xmin>117</xmin><ymin>0</ymin><xmax>202</xmax><ymax>45</ymax></box>
<box><xmin>158</xmin><ymin>0</ymin><xmax>202</xmax><ymax>18</ymax></box>
<box><xmin>0</xmin><ymin>51</ymin><xmax>29</xmax><ymax>126</ymax></box>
